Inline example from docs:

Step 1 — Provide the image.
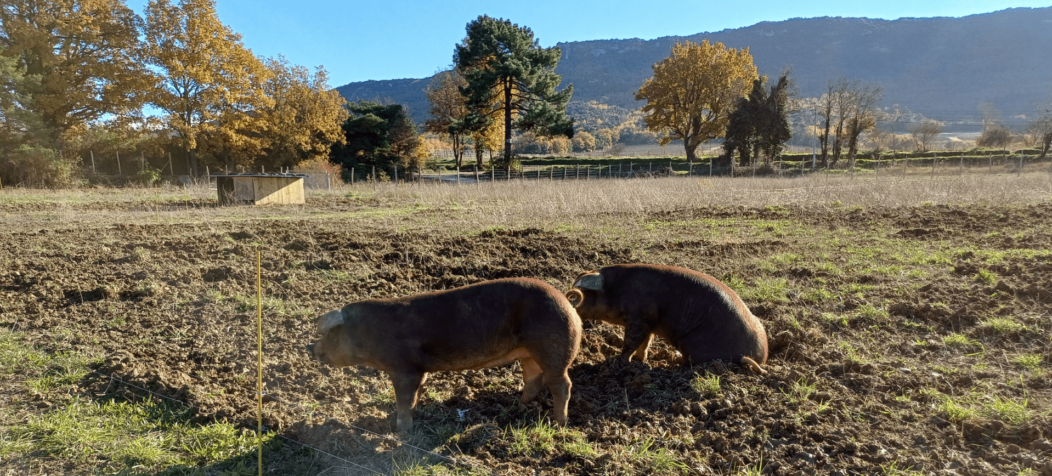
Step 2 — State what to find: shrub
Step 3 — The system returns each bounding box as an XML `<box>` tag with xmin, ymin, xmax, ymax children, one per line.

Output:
<box><xmin>0</xmin><ymin>144</ymin><xmax>80</xmax><ymax>188</ymax></box>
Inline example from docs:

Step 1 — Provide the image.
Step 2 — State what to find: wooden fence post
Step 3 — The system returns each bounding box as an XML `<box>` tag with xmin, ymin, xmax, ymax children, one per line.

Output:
<box><xmin>576</xmin><ymin>163</ymin><xmax>580</xmax><ymax>180</ymax></box>
<box><xmin>931</xmin><ymin>152</ymin><xmax>936</xmax><ymax>179</ymax></box>
<box><xmin>116</xmin><ymin>151</ymin><xmax>122</xmax><ymax>175</ymax></box>
<box><xmin>167</xmin><ymin>152</ymin><xmax>173</xmax><ymax>176</ymax></box>
<box><xmin>350</xmin><ymin>167</ymin><xmax>354</xmax><ymax>185</ymax></box>
<box><xmin>90</xmin><ymin>150</ymin><xmax>96</xmax><ymax>173</ymax></box>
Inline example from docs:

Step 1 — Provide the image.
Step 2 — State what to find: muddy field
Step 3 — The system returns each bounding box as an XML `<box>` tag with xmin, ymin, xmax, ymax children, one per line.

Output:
<box><xmin>2</xmin><ymin>190</ymin><xmax>1052</xmax><ymax>475</ymax></box>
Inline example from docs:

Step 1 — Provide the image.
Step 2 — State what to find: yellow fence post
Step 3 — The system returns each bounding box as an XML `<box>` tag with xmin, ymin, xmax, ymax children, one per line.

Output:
<box><xmin>257</xmin><ymin>251</ymin><xmax>263</xmax><ymax>476</ymax></box>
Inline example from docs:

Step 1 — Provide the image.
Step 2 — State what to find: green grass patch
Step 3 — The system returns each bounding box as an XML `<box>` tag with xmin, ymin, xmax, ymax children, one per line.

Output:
<box><xmin>853</xmin><ymin>303</ymin><xmax>888</xmax><ymax>322</ymax></box>
<box><xmin>741</xmin><ymin>277</ymin><xmax>791</xmax><ymax>305</ymax></box>
<box><xmin>1013</xmin><ymin>354</ymin><xmax>1043</xmax><ymax>370</ymax></box>
<box><xmin>625</xmin><ymin>437</ymin><xmax>688</xmax><ymax>475</ymax></box>
<box><xmin>983</xmin><ymin>396</ymin><xmax>1030</xmax><ymax>424</ymax></box>
<box><xmin>943</xmin><ymin>333</ymin><xmax>980</xmax><ymax>349</ymax></box>
<box><xmin>0</xmin><ymin>328</ymin><xmax>103</xmax><ymax>394</ymax></box>
<box><xmin>395</xmin><ymin>459</ymin><xmax>488</xmax><ymax>476</ymax></box>
<box><xmin>979</xmin><ymin>317</ymin><xmax>1028</xmax><ymax>335</ymax></box>
<box><xmin>0</xmin><ymin>328</ymin><xmax>313</xmax><ymax>474</ymax></box>
<box><xmin>5</xmin><ymin>396</ymin><xmax>274</xmax><ymax>471</ymax></box>
<box><xmin>691</xmin><ymin>372</ymin><xmax>721</xmax><ymax>397</ymax></box>
<box><xmin>505</xmin><ymin>419</ymin><xmax>594</xmax><ymax>457</ymax></box>
<box><xmin>938</xmin><ymin>398</ymin><xmax>977</xmax><ymax>423</ymax></box>
<box><xmin>820</xmin><ymin>312</ymin><xmax>850</xmax><ymax>327</ymax></box>
<box><xmin>781</xmin><ymin>379</ymin><xmax>816</xmax><ymax>404</ymax></box>
<box><xmin>802</xmin><ymin>287</ymin><xmax>836</xmax><ymax>304</ymax></box>
<box><xmin>973</xmin><ymin>269</ymin><xmax>998</xmax><ymax>285</ymax></box>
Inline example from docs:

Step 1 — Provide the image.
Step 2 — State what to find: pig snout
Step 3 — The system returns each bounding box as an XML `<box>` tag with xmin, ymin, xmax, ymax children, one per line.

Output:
<box><xmin>306</xmin><ymin>343</ymin><xmax>315</xmax><ymax>355</ymax></box>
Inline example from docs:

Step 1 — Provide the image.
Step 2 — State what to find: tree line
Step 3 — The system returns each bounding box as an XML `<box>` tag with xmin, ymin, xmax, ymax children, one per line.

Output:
<box><xmin>5</xmin><ymin>5</ymin><xmax>1050</xmax><ymax>188</ymax></box>
<box><xmin>1</xmin><ymin>0</ymin><xmax>348</xmax><ymax>187</ymax></box>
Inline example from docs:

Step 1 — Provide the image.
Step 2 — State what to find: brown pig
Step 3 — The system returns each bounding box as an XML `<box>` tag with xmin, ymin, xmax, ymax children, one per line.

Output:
<box><xmin>565</xmin><ymin>264</ymin><xmax>768</xmax><ymax>373</ymax></box>
<box><xmin>308</xmin><ymin>278</ymin><xmax>582</xmax><ymax>433</ymax></box>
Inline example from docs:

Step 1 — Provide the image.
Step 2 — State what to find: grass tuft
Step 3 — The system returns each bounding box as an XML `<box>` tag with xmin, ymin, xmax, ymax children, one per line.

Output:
<box><xmin>979</xmin><ymin>317</ymin><xmax>1027</xmax><ymax>335</ymax></box>
<box><xmin>691</xmin><ymin>372</ymin><xmax>721</xmax><ymax>398</ymax></box>
<box><xmin>505</xmin><ymin>419</ymin><xmax>594</xmax><ymax>457</ymax></box>
<box><xmin>1013</xmin><ymin>354</ymin><xmax>1042</xmax><ymax>370</ymax></box>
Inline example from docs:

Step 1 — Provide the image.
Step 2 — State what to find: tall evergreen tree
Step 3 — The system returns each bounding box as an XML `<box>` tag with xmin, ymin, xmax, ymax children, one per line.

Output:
<box><xmin>330</xmin><ymin>101</ymin><xmax>423</xmax><ymax>178</ymax></box>
<box><xmin>723</xmin><ymin>74</ymin><xmax>792</xmax><ymax>167</ymax></box>
<box><xmin>453</xmin><ymin>15</ymin><xmax>574</xmax><ymax>165</ymax></box>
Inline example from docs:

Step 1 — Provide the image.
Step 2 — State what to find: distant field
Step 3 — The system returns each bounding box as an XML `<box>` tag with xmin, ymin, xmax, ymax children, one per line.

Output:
<box><xmin>2</xmin><ymin>173</ymin><xmax>1051</xmax><ymax>475</ymax></box>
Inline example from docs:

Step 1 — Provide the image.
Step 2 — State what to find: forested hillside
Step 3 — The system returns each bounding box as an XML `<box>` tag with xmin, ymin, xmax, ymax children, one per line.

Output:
<box><xmin>336</xmin><ymin>7</ymin><xmax>1052</xmax><ymax>125</ymax></box>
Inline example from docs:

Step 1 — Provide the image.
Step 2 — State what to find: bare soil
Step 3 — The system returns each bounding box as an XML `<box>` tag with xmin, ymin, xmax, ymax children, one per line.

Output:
<box><xmin>2</xmin><ymin>197</ymin><xmax>1051</xmax><ymax>475</ymax></box>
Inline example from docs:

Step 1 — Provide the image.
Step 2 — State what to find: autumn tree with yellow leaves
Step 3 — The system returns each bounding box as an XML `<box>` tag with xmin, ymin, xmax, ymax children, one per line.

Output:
<box><xmin>425</xmin><ymin>69</ymin><xmax>505</xmax><ymax>169</ymax></box>
<box><xmin>0</xmin><ymin>0</ymin><xmax>150</xmax><ymax>139</ymax></box>
<box><xmin>141</xmin><ymin>0</ymin><xmax>271</xmax><ymax>176</ymax></box>
<box><xmin>425</xmin><ymin>70</ymin><xmax>470</xmax><ymax>169</ymax></box>
<box><xmin>635</xmin><ymin>40</ymin><xmax>757</xmax><ymax>163</ymax></box>
<box><xmin>256</xmin><ymin>56</ymin><xmax>348</xmax><ymax>170</ymax></box>
<box><xmin>469</xmin><ymin>114</ymin><xmax>503</xmax><ymax>167</ymax></box>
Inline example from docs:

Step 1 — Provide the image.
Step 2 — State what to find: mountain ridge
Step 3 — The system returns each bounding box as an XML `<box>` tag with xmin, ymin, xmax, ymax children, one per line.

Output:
<box><xmin>335</xmin><ymin>7</ymin><xmax>1052</xmax><ymax>126</ymax></box>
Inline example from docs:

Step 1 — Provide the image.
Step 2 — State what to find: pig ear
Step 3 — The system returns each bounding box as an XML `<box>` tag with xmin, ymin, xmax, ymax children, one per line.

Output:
<box><xmin>573</xmin><ymin>273</ymin><xmax>603</xmax><ymax>291</ymax></box>
<box><xmin>317</xmin><ymin>309</ymin><xmax>344</xmax><ymax>334</ymax></box>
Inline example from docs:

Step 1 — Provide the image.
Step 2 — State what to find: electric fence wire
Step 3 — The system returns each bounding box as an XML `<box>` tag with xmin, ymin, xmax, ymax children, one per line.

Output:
<box><xmin>85</xmin><ymin>369</ymin><xmax>488</xmax><ymax>475</ymax></box>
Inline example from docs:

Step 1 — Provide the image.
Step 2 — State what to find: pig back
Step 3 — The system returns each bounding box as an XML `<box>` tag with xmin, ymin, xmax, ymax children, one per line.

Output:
<box><xmin>345</xmin><ymin>278</ymin><xmax>580</xmax><ymax>371</ymax></box>
<box><xmin>605</xmin><ymin>264</ymin><xmax>768</xmax><ymax>365</ymax></box>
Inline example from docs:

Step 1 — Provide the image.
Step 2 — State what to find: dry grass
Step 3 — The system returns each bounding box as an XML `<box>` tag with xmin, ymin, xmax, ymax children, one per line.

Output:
<box><xmin>332</xmin><ymin>172</ymin><xmax>1052</xmax><ymax>229</ymax></box>
<box><xmin>1</xmin><ymin>172</ymin><xmax>1049</xmax><ymax>233</ymax></box>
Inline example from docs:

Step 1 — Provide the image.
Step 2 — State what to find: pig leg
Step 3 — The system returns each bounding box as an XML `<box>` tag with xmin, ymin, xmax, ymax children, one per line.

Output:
<box><xmin>632</xmin><ymin>333</ymin><xmax>654</xmax><ymax>362</ymax></box>
<box><xmin>620</xmin><ymin>318</ymin><xmax>653</xmax><ymax>363</ymax></box>
<box><xmin>543</xmin><ymin>370</ymin><xmax>572</xmax><ymax>426</ymax></box>
<box><xmin>518</xmin><ymin>357</ymin><xmax>545</xmax><ymax>408</ymax></box>
<box><xmin>392</xmin><ymin>371</ymin><xmax>426</xmax><ymax>433</ymax></box>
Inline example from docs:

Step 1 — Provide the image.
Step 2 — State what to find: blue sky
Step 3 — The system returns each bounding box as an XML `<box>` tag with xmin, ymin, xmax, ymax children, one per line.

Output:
<box><xmin>125</xmin><ymin>0</ymin><xmax>1052</xmax><ymax>87</ymax></box>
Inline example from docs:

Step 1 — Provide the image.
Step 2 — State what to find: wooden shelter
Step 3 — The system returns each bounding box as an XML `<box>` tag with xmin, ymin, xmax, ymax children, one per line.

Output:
<box><xmin>214</xmin><ymin>173</ymin><xmax>306</xmax><ymax>205</ymax></box>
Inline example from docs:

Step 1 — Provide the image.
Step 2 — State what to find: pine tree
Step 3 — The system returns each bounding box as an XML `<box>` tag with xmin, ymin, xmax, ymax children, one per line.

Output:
<box><xmin>453</xmin><ymin>15</ymin><xmax>573</xmax><ymax>165</ymax></box>
<box><xmin>331</xmin><ymin>101</ymin><xmax>423</xmax><ymax>177</ymax></box>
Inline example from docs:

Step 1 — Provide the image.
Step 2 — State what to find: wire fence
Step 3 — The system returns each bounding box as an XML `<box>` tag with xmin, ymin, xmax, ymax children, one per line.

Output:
<box><xmin>339</xmin><ymin>151</ymin><xmax>1051</xmax><ymax>185</ymax></box>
